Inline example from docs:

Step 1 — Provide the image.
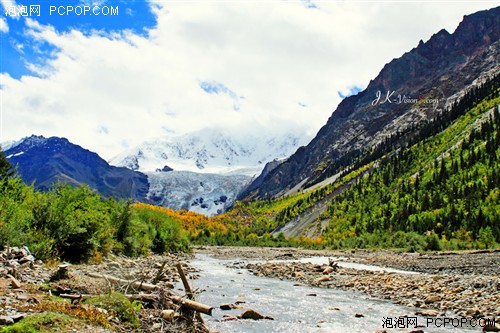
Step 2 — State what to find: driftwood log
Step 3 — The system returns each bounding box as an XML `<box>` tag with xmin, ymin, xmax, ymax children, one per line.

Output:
<box><xmin>171</xmin><ymin>296</ymin><xmax>214</xmax><ymax>316</ymax></box>
<box><xmin>59</xmin><ymin>292</ymin><xmax>211</xmax><ymax>315</ymax></box>
<box><xmin>86</xmin><ymin>271</ymin><xmax>213</xmax><ymax>317</ymax></box>
<box><xmin>87</xmin><ymin>272</ymin><xmax>157</xmax><ymax>291</ymax></box>
<box><xmin>176</xmin><ymin>262</ymin><xmax>210</xmax><ymax>325</ymax></box>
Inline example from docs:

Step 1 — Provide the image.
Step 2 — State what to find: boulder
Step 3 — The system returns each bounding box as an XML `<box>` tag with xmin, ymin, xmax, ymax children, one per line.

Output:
<box><xmin>238</xmin><ymin>309</ymin><xmax>273</xmax><ymax>320</ymax></box>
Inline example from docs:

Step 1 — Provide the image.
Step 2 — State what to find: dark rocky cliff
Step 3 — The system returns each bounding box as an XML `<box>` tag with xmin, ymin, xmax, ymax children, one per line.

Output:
<box><xmin>243</xmin><ymin>6</ymin><xmax>500</xmax><ymax>199</ymax></box>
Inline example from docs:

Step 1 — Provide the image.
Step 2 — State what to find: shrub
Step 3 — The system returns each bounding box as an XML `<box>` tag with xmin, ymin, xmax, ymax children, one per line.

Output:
<box><xmin>424</xmin><ymin>233</ymin><xmax>442</xmax><ymax>251</ymax></box>
<box><xmin>83</xmin><ymin>292</ymin><xmax>139</xmax><ymax>327</ymax></box>
<box><xmin>477</xmin><ymin>226</ymin><xmax>496</xmax><ymax>249</ymax></box>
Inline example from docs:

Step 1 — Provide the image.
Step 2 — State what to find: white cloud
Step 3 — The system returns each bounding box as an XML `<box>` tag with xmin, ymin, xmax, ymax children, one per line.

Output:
<box><xmin>0</xmin><ymin>17</ymin><xmax>8</xmax><ymax>33</ymax></box>
<box><xmin>1</xmin><ymin>0</ymin><xmax>19</xmax><ymax>20</ymax></box>
<box><xmin>1</xmin><ymin>1</ymin><xmax>497</xmax><ymax>159</ymax></box>
<box><xmin>0</xmin><ymin>0</ymin><xmax>17</xmax><ymax>11</ymax></box>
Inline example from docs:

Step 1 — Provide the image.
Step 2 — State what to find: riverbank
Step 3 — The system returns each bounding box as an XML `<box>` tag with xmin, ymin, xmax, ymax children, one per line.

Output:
<box><xmin>0</xmin><ymin>247</ymin><xmax>207</xmax><ymax>333</ymax></box>
<box><xmin>196</xmin><ymin>246</ymin><xmax>500</xmax><ymax>320</ymax></box>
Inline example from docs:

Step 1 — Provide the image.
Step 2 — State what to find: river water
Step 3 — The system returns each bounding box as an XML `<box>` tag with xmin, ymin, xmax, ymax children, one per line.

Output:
<box><xmin>188</xmin><ymin>255</ymin><xmax>481</xmax><ymax>333</ymax></box>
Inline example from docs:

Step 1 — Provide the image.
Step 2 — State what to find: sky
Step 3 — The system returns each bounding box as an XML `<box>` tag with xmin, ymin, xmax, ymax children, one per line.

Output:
<box><xmin>0</xmin><ymin>0</ymin><xmax>498</xmax><ymax>160</ymax></box>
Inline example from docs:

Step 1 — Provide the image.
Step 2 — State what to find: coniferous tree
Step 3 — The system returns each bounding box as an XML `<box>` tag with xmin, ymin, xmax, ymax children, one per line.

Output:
<box><xmin>0</xmin><ymin>149</ymin><xmax>15</xmax><ymax>182</ymax></box>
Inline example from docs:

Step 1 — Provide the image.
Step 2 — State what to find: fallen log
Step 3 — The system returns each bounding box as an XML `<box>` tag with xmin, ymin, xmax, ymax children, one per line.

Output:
<box><xmin>125</xmin><ymin>293</ymin><xmax>160</xmax><ymax>302</ymax></box>
<box><xmin>87</xmin><ymin>272</ymin><xmax>157</xmax><ymax>291</ymax></box>
<box><xmin>170</xmin><ymin>296</ymin><xmax>213</xmax><ymax>316</ymax></box>
<box><xmin>176</xmin><ymin>262</ymin><xmax>207</xmax><ymax>324</ymax></box>
<box><xmin>59</xmin><ymin>293</ymin><xmax>83</xmax><ymax>300</ymax></box>
<box><xmin>176</xmin><ymin>263</ymin><xmax>193</xmax><ymax>298</ymax></box>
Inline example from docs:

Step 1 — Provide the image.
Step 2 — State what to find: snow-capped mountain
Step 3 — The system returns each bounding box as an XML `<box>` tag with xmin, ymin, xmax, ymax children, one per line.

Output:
<box><xmin>109</xmin><ymin>128</ymin><xmax>307</xmax><ymax>176</ymax></box>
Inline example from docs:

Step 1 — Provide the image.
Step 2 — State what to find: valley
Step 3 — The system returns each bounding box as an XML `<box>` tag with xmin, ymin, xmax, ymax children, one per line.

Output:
<box><xmin>0</xmin><ymin>4</ymin><xmax>499</xmax><ymax>333</ymax></box>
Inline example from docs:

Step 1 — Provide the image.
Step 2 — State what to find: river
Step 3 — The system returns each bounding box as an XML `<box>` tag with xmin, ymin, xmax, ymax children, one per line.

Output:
<box><xmin>187</xmin><ymin>254</ymin><xmax>482</xmax><ymax>333</ymax></box>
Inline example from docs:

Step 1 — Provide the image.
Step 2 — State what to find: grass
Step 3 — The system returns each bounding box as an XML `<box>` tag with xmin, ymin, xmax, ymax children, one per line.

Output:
<box><xmin>0</xmin><ymin>313</ymin><xmax>85</xmax><ymax>333</ymax></box>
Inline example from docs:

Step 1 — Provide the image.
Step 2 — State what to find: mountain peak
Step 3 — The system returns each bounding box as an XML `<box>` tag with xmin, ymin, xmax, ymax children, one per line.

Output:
<box><xmin>244</xmin><ymin>5</ymin><xmax>500</xmax><ymax>199</ymax></box>
<box><xmin>5</xmin><ymin>135</ymin><xmax>148</xmax><ymax>199</ymax></box>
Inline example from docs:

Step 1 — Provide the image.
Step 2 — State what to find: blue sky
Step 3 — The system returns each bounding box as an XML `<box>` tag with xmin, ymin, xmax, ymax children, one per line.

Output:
<box><xmin>1</xmin><ymin>1</ymin><xmax>497</xmax><ymax>159</ymax></box>
<box><xmin>1</xmin><ymin>0</ymin><xmax>157</xmax><ymax>78</ymax></box>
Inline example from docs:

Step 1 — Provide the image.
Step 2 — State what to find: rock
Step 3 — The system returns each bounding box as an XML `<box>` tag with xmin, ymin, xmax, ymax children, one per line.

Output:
<box><xmin>466</xmin><ymin>307</ymin><xmax>482</xmax><ymax>317</ymax></box>
<box><xmin>108</xmin><ymin>262</ymin><xmax>122</xmax><ymax>269</ymax></box>
<box><xmin>49</xmin><ymin>264</ymin><xmax>71</xmax><ymax>282</ymax></box>
<box><xmin>6</xmin><ymin>274</ymin><xmax>22</xmax><ymax>289</ymax></box>
<box><xmin>9</xmin><ymin>314</ymin><xmax>27</xmax><ymax>322</ymax></box>
<box><xmin>374</xmin><ymin>330</ymin><xmax>388</xmax><ymax>333</ymax></box>
<box><xmin>415</xmin><ymin>309</ymin><xmax>439</xmax><ymax>317</ymax></box>
<box><xmin>220</xmin><ymin>304</ymin><xmax>233</xmax><ymax>310</ymax></box>
<box><xmin>0</xmin><ymin>316</ymin><xmax>14</xmax><ymax>325</ymax></box>
<box><xmin>355</xmin><ymin>313</ymin><xmax>364</xmax><ymax>318</ymax></box>
<box><xmin>160</xmin><ymin>309</ymin><xmax>175</xmax><ymax>321</ymax></box>
<box><xmin>316</xmin><ymin>276</ymin><xmax>330</xmax><ymax>283</ymax></box>
<box><xmin>424</xmin><ymin>295</ymin><xmax>440</xmax><ymax>303</ymax></box>
<box><xmin>238</xmin><ymin>308</ymin><xmax>273</xmax><ymax>320</ymax></box>
<box><xmin>323</xmin><ymin>267</ymin><xmax>335</xmax><ymax>275</ymax></box>
<box><xmin>408</xmin><ymin>330</ymin><xmax>424</xmax><ymax>333</ymax></box>
<box><xmin>483</xmin><ymin>323</ymin><xmax>500</xmax><ymax>332</ymax></box>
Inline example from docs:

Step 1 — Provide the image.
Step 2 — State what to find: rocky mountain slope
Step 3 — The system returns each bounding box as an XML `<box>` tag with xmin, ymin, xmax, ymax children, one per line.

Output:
<box><xmin>242</xmin><ymin>6</ymin><xmax>500</xmax><ymax>199</ymax></box>
<box><xmin>4</xmin><ymin>135</ymin><xmax>149</xmax><ymax>200</ymax></box>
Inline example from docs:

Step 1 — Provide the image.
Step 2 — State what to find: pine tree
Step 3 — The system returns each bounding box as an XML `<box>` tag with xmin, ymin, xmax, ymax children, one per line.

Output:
<box><xmin>0</xmin><ymin>149</ymin><xmax>15</xmax><ymax>181</ymax></box>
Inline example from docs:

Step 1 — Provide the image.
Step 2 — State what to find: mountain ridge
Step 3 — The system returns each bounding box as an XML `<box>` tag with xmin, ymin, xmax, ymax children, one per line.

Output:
<box><xmin>242</xmin><ymin>6</ymin><xmax>500</xmax><ymax>199</ymax></box>
<box><xmin>5</xmin><ymin>135</ymin><xmax>149</xmax><ymax>200</ymax></box>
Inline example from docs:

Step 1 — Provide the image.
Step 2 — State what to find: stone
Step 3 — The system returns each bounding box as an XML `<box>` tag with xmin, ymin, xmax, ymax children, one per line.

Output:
<box><xmin>6</xmin><ymin>275</ymin><xmax>22</xmax><ymax>289</ymax></box>
<box><xmin>220</xmin><ymin>304</ymin><xmax>233</xmax><ymax>310</ymax></box>
<box><xmin>108</xmin><ymin>262</ymin><xmax>122</xmax><ymax>269</ymax></box>
<box><xmin>424</xmin><ymin>295</ymin><xmax>440</xmax><ymax>303</ymax></box>
<box><xmin>415</xmin><ymin>309</ymin><xmax>439</xmax><ymax>317</ymax></box>
<box><xmin>355</xmin><ymin>313</ymin><xmax>364</xmax><ymax>318</ymax></box>
<box><xmin>10</xmin><ymin>314</ymin><xmax>27</xmax><ymax>322</ymax></box>
<box><xmin>238</xmin><ymin>308</ymin><xmax>273</xmax><ymax>320</ymax></box>
<box><xmin>316</xmin><ymin>276</ymin><xmax>330</xmax><ymax>283</ymax></box>
<box><xmin>0</xmin><ymin>316</ymin><xmax>14</xmax><ymax>325</ymax></box>
<box><xmin>323</xmin><ymin>267</ymin><xmax>335</xmax><ymax>275</ymax></box>
<box><xmin>483</xmin><ymin>323</ymin><xmax>500</xmax><ymax>332</ymax></box>
<box><xmin>160</xmin><ymin>309</ymin><xmax>175</xmax><ymax>321</ymax></box>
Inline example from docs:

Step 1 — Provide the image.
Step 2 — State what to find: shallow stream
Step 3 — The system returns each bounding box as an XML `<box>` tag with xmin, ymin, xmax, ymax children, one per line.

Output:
<box><xmin>188</xmin><ymin>254</ymin><xmax>480</xmax><ymax>333</ymax></box>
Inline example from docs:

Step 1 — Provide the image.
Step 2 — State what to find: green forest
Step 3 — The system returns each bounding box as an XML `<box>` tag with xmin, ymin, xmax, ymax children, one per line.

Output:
<box><xmin>0</xmin><ymin>156</ymin><xmax>190</xmax><ymax>262</ymax></box>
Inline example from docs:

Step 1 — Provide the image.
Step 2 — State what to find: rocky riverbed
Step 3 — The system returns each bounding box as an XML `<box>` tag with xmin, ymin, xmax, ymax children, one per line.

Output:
<box><xmin>1</xmin><ymin>246</ymin><xmax>499</xmax><ymax>332</ymax></box>
<box><xmin>197</xmin><ymin>246</ymin><xmax>500</xmax><ymax>323</ymax></box>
